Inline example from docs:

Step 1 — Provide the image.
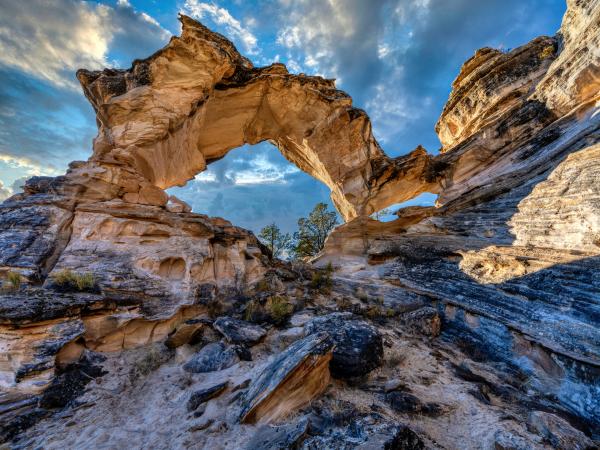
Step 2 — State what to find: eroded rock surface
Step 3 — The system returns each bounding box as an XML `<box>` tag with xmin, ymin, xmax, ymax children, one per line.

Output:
<box><xmin>1</xmin><ymin>0</ymin><xmax>600</xmax><ymax>447</ymax></box>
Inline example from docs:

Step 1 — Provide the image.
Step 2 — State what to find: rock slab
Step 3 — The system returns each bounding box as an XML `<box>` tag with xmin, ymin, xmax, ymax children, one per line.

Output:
<box><xmin>213</xmin><ymin>317</ymin><xmax>267</xmax><ymax>346</ymax></box>
<box><xmin>239</xmin><ymin>332</ymin><xmax>333</xmax><ymax>424</ymax></box>
<box><xmin>183</xmin><ymin>342</ymin><xmax>239</xmax><ymax>373</ymax></box>
<box><xmin>304</xmin><ymin>313</ymin><xmax>383</xmax><ymax>378</ymax></box>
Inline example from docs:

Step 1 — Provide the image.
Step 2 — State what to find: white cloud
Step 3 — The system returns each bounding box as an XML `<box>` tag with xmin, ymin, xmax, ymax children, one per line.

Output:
<box><xmin>0</xmin><ymin>1</ymin><xmax>111</xmax><ymax>89</ymax></box>
<box><xmin>0</xmin><ymin>180</ymin><xmax>10</xmax><ymax>201</ymax></box>
<box><xmin>233</xmin><ymin>161</ymin><xmax>299</xmax><ymax>185</ymax></box>
<box><xmin>0</xmin><ymin>0</ymin><xmax>170</xmax><ymax>90</ymax></box>
<box><xmin>182</xmin><ymin>1</ymin><xmax>258</xmax><ymax>54</ymax></box>
<box><xmin>0</xmin><ymin>153</ymin><xmax>61</xmax><ymax>176</ymax></box>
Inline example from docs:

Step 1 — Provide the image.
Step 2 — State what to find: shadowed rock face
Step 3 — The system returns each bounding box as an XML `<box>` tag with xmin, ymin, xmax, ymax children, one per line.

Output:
<box><xmin>0</xmin><ymin>0</ymin><xmax>599</xmax><ymax>445</ymax></box>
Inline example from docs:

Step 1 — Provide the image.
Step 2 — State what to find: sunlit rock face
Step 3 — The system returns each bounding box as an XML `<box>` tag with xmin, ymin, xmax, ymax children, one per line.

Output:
<box><xmin>75</xmin><ymin>16</ymin><xmax>437</xmax><ymax>221</ymax></box>
<box><xmin>534</xmin><ymin>0</ymin><xmax>600</xmax><ymax>115</ymax></box>
<box><xmin>0</xmin><ymin>0</ymin><xmax>599</xmax><ymax>443</ymax></box>
<box><xmin>435</xmin><ymin>37</ymin><xmax>558</xmax><ymax>151</ymax></box>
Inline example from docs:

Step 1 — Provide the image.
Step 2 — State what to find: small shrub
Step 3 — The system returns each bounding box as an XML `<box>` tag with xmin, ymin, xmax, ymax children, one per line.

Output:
<box><xmin>310</xmin><ymin>264</ymin><xmax>334</xmax><ymax>294</ymax></box>
<box><xmin>362</xmin><ymin>304</ymin><xmax>394</xmax><ymax>320</ymax></box>
<box><xmin>53</xmin><ymin>269</ymin><xmax>96</xmax><ymax>292</ymax></box>
<box><xmin>244</xmin><ymin>299</ymin><xmax>262</xmax><ymax>322</ymax></box>
<box><xmin>335</xmin><ymin>296</ymin><xmax>353</xmax><ymax>311</ymax></box>
<box><xmin>539</xmin><ymin>45</ymin><xmax>554</xmax><ymax>60</ymax></box>
<box><xmin>355</xmin><ymin>287</ymin><xmax>369</xmax><ymax>302</ymax></box>
<box><xmin>6</xmin><ymin>271</ymin><xmax>21</xmax><ymax>291</ymax></box>
<box><xmin>386</xmin><ymin>349</ymin><xmax>406</xmax><ymax>368</ymax></box>
<box><xmin>246</xmin><ymin>296</ymin><xmax>293</xmax><ymax>325</ymax></box>
<box><xmin>255</xmin><ymin>279</ymin><xmax>270</xmax><ymax>292</ymax></box>
<box><xmin>266</xmin><ymin>295</ymin><xmax>293</xmax><ymax>325</ymax></box>
<box><xmin>364</xmin><ymin>305</ymin><xmax>383</xmax><ymax>319</ymax></box>
<box><xmin>128</xmin><ymin>345</ymin><xmax>173</xmax><ymax>384</ymax></box>
<box><xmin>75</xmin><ymin>272</ymin><xmax>95</xmax><ymax>291</ymax></box>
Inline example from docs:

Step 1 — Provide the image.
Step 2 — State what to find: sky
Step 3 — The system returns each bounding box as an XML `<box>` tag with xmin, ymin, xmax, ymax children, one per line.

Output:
<box><xmin>0</xmin><ymin>0</ymin><xmax>566</xmax><ymax>233</ymax></box>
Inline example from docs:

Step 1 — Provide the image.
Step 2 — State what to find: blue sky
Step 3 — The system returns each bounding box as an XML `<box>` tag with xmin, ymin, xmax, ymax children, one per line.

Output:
<box><xmin>0</xmin><ymin>0</ymin><xmax>566</xmax><ymax>232</ymax></box>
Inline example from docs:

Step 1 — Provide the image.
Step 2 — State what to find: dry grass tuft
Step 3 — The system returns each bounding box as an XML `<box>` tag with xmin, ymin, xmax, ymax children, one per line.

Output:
<box><xmin>53</xmin><ymin>269</ymin><xmax>96</xmax><ymax>292</ymax></box>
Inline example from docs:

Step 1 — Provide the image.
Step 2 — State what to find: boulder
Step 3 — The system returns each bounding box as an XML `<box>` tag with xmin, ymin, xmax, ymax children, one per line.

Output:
<box><xmin>493</xmin><ymin>430</ymin><xmax>533</xmax><ymax>450</ymax></box>
<box><xmin>527</xmin><ymin>411</ymin><xmax>595</xmax><ymax>450</ymax></box>
<box><xmin>383</xmin><ymin>425</ymin><xmax>426</xmax><ymax>450</ymax></box>
<box><xmin>304</xmin><ymin>313</ymin><xmax>383</xmax><ymax>378</ymax></box>
<box><xmin>239</xmin><ymin>332</ymin><xmax>333</xmax><ymax>424</ymax></box>
<box><xmin>213</xmin><ymin>317</ymin><xmax>267</xmax><ymax>346</ymax></box>
<box><xmin>187</xmin><ymin>381</ymin><xmax>228</xmax><ymax>412</ymax></box>
<box><xmin>245</xmin><ymin>418</ymin><xmax>309</xmax><ymax>450</ymax></box>
<box><xmin>183</xmin><ymin>342</ymin><xmax>239</xmax><ymax>373</ymax></box>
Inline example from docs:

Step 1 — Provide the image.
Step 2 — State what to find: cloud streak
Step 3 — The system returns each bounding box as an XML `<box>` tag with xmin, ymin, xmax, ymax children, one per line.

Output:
<box><xmin>0</xmin><ymin>0</ymin><xmax>170</xmax><ymax>89</ymax></box>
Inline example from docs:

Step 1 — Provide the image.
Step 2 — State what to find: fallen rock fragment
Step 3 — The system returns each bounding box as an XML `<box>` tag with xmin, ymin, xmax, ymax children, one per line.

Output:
<box><xmin>397</xmin><ymin>306</ymin><xmax>441</xmax><ymax>337</ymax></box>
<box><xmin>245</xmin><ymin>418</ymin><xmax>309</xmax><ymax>450</ymax></box>
<box><xmin>213</xmin><ymin>317</ymin><xmax>267</xmax><ymax>346</ymax></box>
<box><xmin>385</xmin><ymin>391</ymin><xmax>444</xmax><ymax>417</ymax></box>
<box><xmin>493</xmin><ymin>430</ymin><xmax>535</xmax><ymax>450</ymax></box>
<box><xmin>304</xmin><ymin>313</ymin><xmax>383</xmax><ymax>378</ymax></box>
<box><xmin>527</xmin><ymin>411</ymin><xmax>595</xmax><ymax>450</ymax></box>
<box><xmin>183</xmin><ymin>342</ymin><xmax>239</xmax><ymax>373</ymax></box>
<box><xmin>239</xmin><ymin>332</ymin><xmax>333</xmax><ymax>424</ymax></box>
<box><xmin>187</xmin><ymin>381</ymin><xmax>228</xmax><ymax>412</ymax></box>
<box><xmin>383</xmin><ymin>378</ymin><xmax>407</xmax><ymax>393</ymax></box>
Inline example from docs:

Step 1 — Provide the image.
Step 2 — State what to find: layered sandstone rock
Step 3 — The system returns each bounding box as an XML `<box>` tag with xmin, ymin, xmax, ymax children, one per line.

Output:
<box><xmin>75</xmin><ymin>15</ymin><xmax>440</xmax><ymax>220</ymax></box>
<box><xmin>318</xmin><ymin>0</ymin><xmax>600</xmax><ymax>434</ymax></box>
<box><xmin>1</xmin><ymin>0</ymin><xmax>600</xmax><ymax>445</ymax></box>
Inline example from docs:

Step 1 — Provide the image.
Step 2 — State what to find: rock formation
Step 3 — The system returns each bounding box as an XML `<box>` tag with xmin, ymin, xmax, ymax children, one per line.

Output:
<box><xmin>1</xmin><ymin>0</ymin><xmax>599</xmax><ymax>447</ymax></box>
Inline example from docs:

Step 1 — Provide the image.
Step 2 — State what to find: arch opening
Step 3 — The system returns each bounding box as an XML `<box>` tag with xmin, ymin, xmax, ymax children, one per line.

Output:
<box><xmin>370</xmin><ymin>192</ymin><xmax>438</xmax><ymax>223</ymax></box>
<box><xmin>167</xmin><ymin>142</ymin><xmax>334</xmax><ymax>233</ymax></box>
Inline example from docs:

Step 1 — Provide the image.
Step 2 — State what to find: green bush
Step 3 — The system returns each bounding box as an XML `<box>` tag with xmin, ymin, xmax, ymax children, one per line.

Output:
<box><xmin>5</xmin><ymin>271</ymin><xmax>21</xmax><ymax>291</ymax></box>
<box><xmin>266</xmin><ymin>295</ymin><xmax>293</xmax><ymax>325</ymax></box>
<box><xmin>310</xmin><ymin>263</ymin><xmax>334</xmax><ymax>293</ymax></box>
<box><xmin>245</xmin><ymin>296</ymin><xmax>293</xmax><ymax>325</ymax></box>
<box><xmin>539</xmin><ymin>45</ymin><xmax>554</xmax><ymax>60</ymax></box>
<box><xmin>53</xmin><ymin>269</ymin><xmax>96</xmax><ymax>292</ymax></box>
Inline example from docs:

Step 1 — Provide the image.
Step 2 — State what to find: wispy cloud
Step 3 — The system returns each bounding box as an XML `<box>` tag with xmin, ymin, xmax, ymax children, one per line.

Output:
<box><xmin>0</xmin><ymin>153</ymin><xmax>61</xmax><ymax>176</ymax></box>
<box><xmin>0</xmin><ymin>0</ymin><xmax>170</xmax><ymax>90</ymax></box>
<box><xmin>182</xmin><ymin>1</ymin><xmax>258</xmax><ymax>54</ymax></box>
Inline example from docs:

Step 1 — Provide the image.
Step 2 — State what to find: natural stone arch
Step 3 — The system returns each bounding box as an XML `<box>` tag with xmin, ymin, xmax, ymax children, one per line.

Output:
<box><xmin>77</xmin><ymin>15</ymin><xmax>438</xmax><ymax>221</ymax></box>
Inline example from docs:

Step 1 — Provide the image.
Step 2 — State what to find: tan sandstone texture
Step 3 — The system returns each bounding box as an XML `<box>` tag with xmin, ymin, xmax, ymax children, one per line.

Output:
<box><xmin>1</xmin><ymin>1</ymin><xmax>600</xmax><ymax>448</ymax></box>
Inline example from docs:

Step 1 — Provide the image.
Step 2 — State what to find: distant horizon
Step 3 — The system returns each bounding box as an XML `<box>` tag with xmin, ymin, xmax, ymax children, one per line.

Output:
<box><xmin>0</xmin><ymin>0</ymin><xmax>566</xmax><ymax>233</ymax></box>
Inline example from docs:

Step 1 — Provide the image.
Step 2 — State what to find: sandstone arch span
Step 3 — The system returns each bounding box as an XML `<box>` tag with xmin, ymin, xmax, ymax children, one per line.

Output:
<box><xmin>76</xmin><ymin>15</ymin><xmax>438</xmax><ymax>221</ymax></box>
